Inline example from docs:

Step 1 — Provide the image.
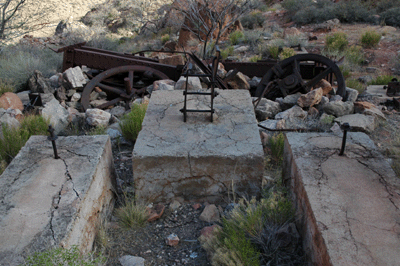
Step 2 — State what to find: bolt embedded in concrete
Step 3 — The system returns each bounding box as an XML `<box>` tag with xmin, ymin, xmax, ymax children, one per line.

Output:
<box><xmin>339</xmin><ymin>123</ymin><xmax>350</xmax><ymax>156</ymax></box>
<box><xmin>47</xmin><ymin>125</ymin><xmax>60</xmax><ymax>159</ymax></box>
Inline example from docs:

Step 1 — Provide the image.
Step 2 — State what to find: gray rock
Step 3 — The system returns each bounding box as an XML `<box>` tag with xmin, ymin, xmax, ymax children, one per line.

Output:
<box><xmin>358</xmin><ymin>75</ymin><xmax>373</xmax><ymax>84</ymax></box>
<box><xmin>281</xmin><ymin>93</ymin><xmax>301</xmax><ymax>110</ymax></box>
<box><xmin>49</xmin><ymin>73</ymin><xmax>63</xmax><ymax>88</ymax></box>
<box><xmin>63</xmin><ymin>66</ymin><xmax>87</xmax><ymax>89</ymax></box>
<box><xmin>0</xmin><ymin>108</ymin><xmax>20</xmax><ymax>138</ymax></box>
<box><xmin>323</xmin><ymin>101</ymin><xmax>354</xmax><ymax>117</ymax></box>
<box><xmin>55</xmin><ymin>87</ymin><xmax>68</xmax><ymax>102</ymax></box>
<box><xmin>329</xmin><ymin>95</ymin><xmax>343</xmax><ymax>102</ymax></box>
<box><xmin>216</xmin><ymin>62</ymin><xmax>227</xmax><ymax>79</ymax></box>
<box><xmin>334</xmin><ymin>114</ymin><xmax>377</xmax><ymax>133</ymax></box>
<box><xmin>199</xmin><ymin>204</ymin><xmax>220</xmax><ymax>222</ymax></box>
<box><xmin>109</xmin><ymin>106</ymin><xmax>126</xmax><ymax>118</ymax></box>
<box><xmin>275</xmin><ymin>105</ymin><xmax>307</xmax><ymax>122</ymax></box>
<box><xmin>119</xmin><ymin>255</ymin><xmax>145</xmax><ymax>266</ymax></box>
<box><xmin>175</xmin><ymin>76</ymin><xmax>202</xmax><ymax>91</ymax></box>
<box><xmin>28</xmin><ymin>70</ymin><xmax>54</xmax><ymax>94</ymax></box>
<box><xmin>345</xmin><ymin>87</ymin><xmax>359</xmax><ymax>103</ymax></box>
<box><xmin>364</xmin><ymin>108</ymin><xmax>386</xmax><ymax>121</ymax></box>
<box><xmin>107</xmin><ymin>123</ymin><xmax>122</xmax><ymax>139</ymax></box>
<box><xmin>319</xmin><ymin>113</ymin><xmax>335</xmax><ymax>125</ymax></box>
<box><xmin>226</xmin><ymin>71</ymin><xmax>250</xmax><ymax>90</ymax></box>
<box><xmin>16</xmin><ymin>91</ymin><xmax>31</xmax><ymax>106</ymax></box>
<box><xmin>234</xmin><ymin>45</ymin><xmax>249</xmax><ymax>53</ymax></box>
<box><xmin>71</xmin><ymin>92</ymin><xmax>81</xmax><ymax>102</ymax></box>
<box><xmin>86</xmin><ymin>108</ymin><xmax>111</xmax><ymax>127</ymax></box>
<box><xmin>41</xmin><ymin>98</ymin><xmax>69</xmax><ymax>134</ymax></box>
<box><xmin>253</xmin><ymin>97</ymin><xmax>281</xmax><ymax>121</ymax></box>
<box><xmin>259</xmin><ymin>119</ymin><xmax>286</xmax><ymax>132</ymax></box>
<box><xmin>249</xmin><ymin>76</ymin><xmax>261</xmax><ymax>88</ymax></box>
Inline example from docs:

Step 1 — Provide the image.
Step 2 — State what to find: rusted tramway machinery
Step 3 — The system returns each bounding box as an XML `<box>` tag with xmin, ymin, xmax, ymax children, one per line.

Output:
<box><xmin>57</xmin><ymin>42</ymin><xmax>346</xmax><ymax>111</ymax></box>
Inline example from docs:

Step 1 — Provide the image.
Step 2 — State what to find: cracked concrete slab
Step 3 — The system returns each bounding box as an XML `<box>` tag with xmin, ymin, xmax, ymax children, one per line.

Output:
<box><xmin>0</xmin><ymin>135</ymin><xmax>116</xmax><ymax>266</ymax></box>
<box><xmin>283</xmin><ymin>132</ymin><xmax>400</xmax><ymax>265</ymax></box>
<box><xmin>133</xmin><ymin>90</ymin><xmax>264</xmax><ymax>203</ymax></box>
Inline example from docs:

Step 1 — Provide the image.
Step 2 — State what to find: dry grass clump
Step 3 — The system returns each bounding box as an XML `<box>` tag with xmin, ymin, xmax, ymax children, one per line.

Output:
<box><xmin>115</xmin><ymin>197</ymin><xmax>149</xmax><ymax>229</ymax></box>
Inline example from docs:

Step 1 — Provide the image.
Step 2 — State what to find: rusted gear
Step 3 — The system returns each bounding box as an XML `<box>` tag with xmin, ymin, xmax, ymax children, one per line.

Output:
<box><xmin>254</xmin><ymin>54</ymin><xmax>346</xmax><ymax>100</ymax></box>
<box><xmin>81</xmin><ymin>65</ymin><xmax>169</xmax><ymax>111</ymax></box>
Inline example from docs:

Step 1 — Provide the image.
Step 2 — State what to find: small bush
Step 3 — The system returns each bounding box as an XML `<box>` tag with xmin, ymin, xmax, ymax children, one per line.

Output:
<box><xmin>115</xmin><ymin>198</ymin><xmax>149</xmax><ymax>229</ymax></box>
<box><xmin>119</xmin><ymin>103</ymin><xmax>147</xmax><ymax>142</ymax></box>
<box><xmin>87</xmin><ymin>125</ymin><xmax>108</xmax><ymax>136</ymax></box>
<box><xmin>0</xmin><ymin>160</ymin><xmax>7</xmax><ymax>175</ymax></box>
<box><xmin>282</xmin><ymin>0</ymin><xmax>313</xmax><ymax>14</ymax></box>
<box><xmin>279</xmin><ymin>47</ymin><xmax>295</xmax><ymax>60</ymax></box>
<box><xmin>269</xmin><ymin>46</ymin><xmax>280</xmax><ymax>59</ymax></box>
<box><xmin>0</xmin><ymin>115</ymin><xmax>49</xmax><ymax>164</ymax></box>
<box><xmin>360</xmin><ymin>30</ymin><xmax>381</xmax><ymax>48</ymax></box>
<box><xmin>379</xmin><ymin>7</ymin><xmax>400</xmax><ymax>27</ymax></box>
<box><xmin>241</xmin><ymin>11</ymin><xmax>265</xmax><ymax>30</ymax></box>
<box><xmin>368</xmin><ymin>75</ymin><xmax>396</xmax><ymax>85</ymax></box>
<box><xmin>345</xmin><ymin>45</ymin><xmax>365</xmax><ymax>66</ymax></box>
<box><xmin>24</xmin><ymin>245</ymin><xmax>106</xmax><ymax>266</ymax></box>
<box><xmin>249</xmin><ymin>55</ymin><xmax>262</xmax><ymax>62</ymax></box>
<box><xmin>221</xmin><ymin>46</ymin><xmax>234</xmax><ymax>60</ymax></box>
<box><xmin>161</xmin><ymin>34</ymin><xmax>170</xmax><ymax>44</ymax></box>
<box><xmin>244</xmin><ymin>30</ymin><xmax>263</xmax><ymax>48</ymax></box>
<box><xmin>325</xmin><ymin>32</ymin><xmax>348</xmax><ymax>52</ymax></box>
<box><xmin>346</xmin><ymin>79</ymin><xmax>365</xmax><ymax>94</ymax></box>
<box><xmin>339</xmin><ymin>65</ymin><xmax>352</xmax><ymax>79</ymax></box>
<box><xmin>269</xmin><ymin>133</ymin><xmax>285</xmax><ymax>165</ymax></box>
<box><xmin>0</xmin><ymin>79</ymin><xmax>14</xmax><ymax>96</ymax></box>
<box><xmin>229</xmin><ymin>30</ymin><xmax>245</xmax><ymax>45</ymax></box>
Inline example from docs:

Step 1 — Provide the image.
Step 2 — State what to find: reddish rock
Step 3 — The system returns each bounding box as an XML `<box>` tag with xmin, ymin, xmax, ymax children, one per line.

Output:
<box><xmin>354</xmin><ymin>101</ymin><xmax>376</xmax><ymax>111</ymax></box>
<box><xmin>297</xmin><ymin>88</ymin><xmax>323</xmax><ymax>108</ymax></box>
<box><xmin>159</xmin><ymin>55</ymin><xmax>185</xmax><ymax>66</ymax></box>
<box><xmin>192</xmin><ymin>203</ymin><xmax>201</xmax><ymax>210</ymax></box>
<box><xmin>165</xmin><ymin>233</ymin><xmax>179</xmax><ymax>246</ymax></box>
<box><xmin>200</xmin><ymin>224</ymin><xmax>221</xmax><ymax>239</ymax></box>
<box><xmin>147</xmin><ymin>203</ymin><xmax>165</xmax><ymax>222</ymax></box>
<box><xmin>314</xmin><ymin>79</ymin><xmax>332</xmax><ymax>96</ymax></box>
<box><xmin>199</xmin><ymin>204</ymin><xmax>220</xmax><ymax>222</ymax></box>
<box><xmin>0</xmin><ymin>92</ymin><xmax>24</xmax><ymax>111</ymax></box>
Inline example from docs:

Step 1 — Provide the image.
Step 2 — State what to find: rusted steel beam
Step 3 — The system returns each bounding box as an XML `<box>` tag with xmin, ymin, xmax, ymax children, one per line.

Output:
<box><xmin>221</xmin><ymin>60</ymin><xmax>277</xmax><ymax>78</ymax></box>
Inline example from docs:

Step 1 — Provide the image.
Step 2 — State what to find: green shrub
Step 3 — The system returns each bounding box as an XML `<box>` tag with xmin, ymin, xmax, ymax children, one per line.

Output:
<box><xmin>0</xmin><ymin>159</ymin><xmax>7</xmax><ymax>175</ymax></box>
<box><xmin>0</xmin><ymin>45</ymin><xmax>62</xmax><ymax>90</ymax></box>
<box><xmin>0</xmin><ymin>115</ymin><xmax>49</xmax><ymax>164</ymax></box>
<box><xmin>325</xmin><ymin>32</ymin><xmax>348</xmax><ymax>52</ymax></box>
<box><xmin>339</xmin><ymin>65</ymin><xmax>351</xmax><ymax>79</ymax></box>
<box><xmin>115</xmin><ymin>197</ymin><xmax>148</xmax><ymax>229</ymax></box>
<box><xmin>346</xmin><ymin>79</ymin><xmax>365</xmax><ymax>94</ymax></box>
<box><xmin>269</xmin><ymin>133</ymin><xmax>285</xmax><ymax>165</ymax></box>
<box><xmin>24</xmin><ymin>245</ymin><xmax>106</xmax><ymax>266</ymax></box>
<box><xmin>334</xmin><ymin>0</ymin><xmax>371</xmax><ymax>23</ymax></box>
<box><xmin>379</xmin><ymin>7</ymin><xmax>400</xmax><ymax>27</ymax></box>
<box><xmin>87</xmin><ymin>125</ymin><xmax>108</xmax><ymax>136</ymax></box>
<box><xmin>249</xmin><ymin>55</ymin><xmax>261</xmax><ymax>62</ymax></box>
<box><xmin>229</xmin><ymin>30</ymin><xmax>245</xmax><ymax>45</ymax></box>
<box><xmin>161</xmin><ymin>34</ymin><xmax>170</xmax><ymax>44</ymax></box>
<box><xmin>345</xmin><ymin>45</ymin><xmax>365</xmax><ymax>66</ymax></box>
<box><xmin>0</xmin><ymin>79</ymin><xmax>14</xmax><ymax>96</ymax></box>
<box><xmin>221</xmin><ymin>46</ymin><xmax>234</xmax><ymax>60</ymax></box>
<box><xmin>244</xmin><ymin>30</ymin><xmax>263</xmax><ymax>48</ymax></box>
<box><xmin>279</xmin><ymin>47</ymin><xmax>295</xmax><ymax>60</ymax></box>
<box><xmin>360</xmin><ymin>30</ymin><xmax>381</xmax><ymax>48</ymax></box>
<box><xmin>241</xmin><ymin>11</ymin><xmax>265</xmax><ymax>30</ymax></box>
<box><xmin>269</xmin><ymin>46</ymin><xmax>280</xmax><ymax>59</ymax></box>
<box><xmin>119</xmin><ymin>103</ymin><xmax>147</xmax><ymax>142</ymax></box>
<box><xmin>282</xmin><ymin>0</ymin><xmax>313</xmax><ymax>14</ymax></box>
<box><xmin>368</xmin><ymin>75</ymin><xmax>397</xmax><ymax>85</ymax></box>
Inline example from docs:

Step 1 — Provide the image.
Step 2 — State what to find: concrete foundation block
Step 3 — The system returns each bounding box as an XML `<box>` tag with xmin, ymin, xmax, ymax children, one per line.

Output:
<box><xmin>0</xmin><ymin>135</ymin><xmax>116</xmax><ymax>265</ymax></box>
<box><xmin>133</xmin><ymin>90</ymin><xmax>264</xmax><ymax>203</ymax></box>
<box><xmin>284</xmin><ymin>132</ymin><xmax>400</xmax><ymax>265</ymax></box>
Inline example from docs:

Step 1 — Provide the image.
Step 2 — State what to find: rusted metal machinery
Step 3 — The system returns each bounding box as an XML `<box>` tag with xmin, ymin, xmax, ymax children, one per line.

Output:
<box><xmin>57</xmin><ymin>43</ymin><xmax>346</xmax><ymax>111</ymax></box>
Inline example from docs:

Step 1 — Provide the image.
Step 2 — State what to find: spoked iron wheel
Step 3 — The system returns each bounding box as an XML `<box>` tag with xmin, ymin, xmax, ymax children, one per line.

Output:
<box><xmin>254</xmin><ymin>54</ymin><xmax>346</xmax><ymax>100</ymax></box>
<box><xmin>81</xmin><ymin>65</ymin><xmax>169</xmax><ymax>111</ymax></box>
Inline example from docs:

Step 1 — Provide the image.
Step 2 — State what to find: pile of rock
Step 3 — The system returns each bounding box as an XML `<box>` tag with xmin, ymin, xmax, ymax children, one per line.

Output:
<box><xmin>255</xmin><ymin>79</ymin><xmax>386</xmax><ymax>134</ymax></box>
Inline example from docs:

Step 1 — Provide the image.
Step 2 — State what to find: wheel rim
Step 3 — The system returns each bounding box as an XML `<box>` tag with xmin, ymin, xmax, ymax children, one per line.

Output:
<box><xmin>81</xmin><ymin>65</ymin><xmax>170</xmax><ymax>111</ymax></box>
<box><xmin>254</xmin><ymin>54</ymin><xmax>346</xmax><ymax>100</ymax></box>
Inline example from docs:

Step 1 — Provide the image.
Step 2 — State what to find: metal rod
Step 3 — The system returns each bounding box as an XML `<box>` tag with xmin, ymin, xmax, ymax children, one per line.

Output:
<box><xmin>339</xmin><ymin>123</ymin><xmax>350</xmax><ymax>156</ymax></box>
<box><xmin>47</xmin><ymin>125</ymin><xmax>60</xmax><ymax>159</ymax></box>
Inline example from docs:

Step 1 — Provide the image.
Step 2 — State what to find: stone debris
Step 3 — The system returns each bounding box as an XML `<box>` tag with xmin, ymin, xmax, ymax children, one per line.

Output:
<box><xmin>175</xmin><ymin>76</ymin><xmax>202</xmax><ymax>91</ymax></box>
<box><xmin>147</xmin><ymin>204</ymin><xmax>165</xmax><ymax>222</ymax></box>
<box><xmin>169</xmin><ymin>200</ymin><xmax>182</xmax><ymax>211</ymax></box>
<box><xmin>254</xmin><ymin>97</ymin><xmax>281</xmax><ymax>120</ymax></box>
<box><xmin>199</xmin><ymin>204</ymin><xmax>220</xmax><ymax>223</ymax></box>
<box><xmin>200</xmin><ymin>224</ymin><xmax>221</xmax><ymax>239</ymax></box>
<box><xmin>165</xmin><ymin>233</ymin><xmax>180</xmax><ymax>246</ymax></box>
<box><xmin>275</xmin><ymin>105</ymin><xmax>307</xmax><ymax>122</ymax></box>
<box><xmin>41</xmin><ymin>98</ymin><xmax>69</xmax><ymax>134</ymax></box>
<box><xmin>119</xmin><ymin>255</ymin><xmax>145</xmax><ymax>266</ymax></box>
<box><xmin>345</xmin><ymin>87</ymin><xmax>359</xmax><ymax>102</ymax></box>
<box><xmin>85</xmin><ymin>108</ymin><xmax>111</xmax><ymax>127</ymax></box>
<box><xmin>28</xmin><ymin>70</ymin><xmax>54</xmax><ymax>94</ymax></box>
<box><xmin>153</xmin><ymin>79</ymin><xmax>176</xmax><ymax>91</ymax></box>
<box><xmin>323</xmin><ymin>101</ymin><xmax>354</xmax><ymax>117</ymax></box>
<box><xmin>63</xmin><ymin>66</ymin><xmax>87</xmax><ymax>89</ymax></box>
<box><xmin>334</xmin><ymin>114</ymin><xmax>377</xmax><ymax>133</ymax></box>
<box><xmin>281</xmin><ymin>93</ymin><xmax>302</xmax><ymax>110</ymax></box>
<box><xmin>297</xmin><ymin>88</ymin><xmax>323</xmax><ymax>108</ymax></box>
<box><xmin>159</xmin><ymin>54</ymin><xmax>185</xmax><ymax>66</ymax></box>
<box><xmin>314</xmin><ymin>79</ymin><xmax>332</xmax><ymax>96</ymax></box>
<box><xmin>0</xmin><ymin>92</ymin><xmax>24</xmax><ymax>111</ymax></box>
<box><xmin>226</xmin><ymin>71</ymin><xmax>250</xmax><ymax>90</ymax></box>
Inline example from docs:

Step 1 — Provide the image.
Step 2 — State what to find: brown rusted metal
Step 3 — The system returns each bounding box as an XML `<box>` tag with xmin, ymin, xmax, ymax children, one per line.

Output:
<box><xmin>384</xmin><ymin>78</ymin><xmax>400</xmax><ymax>97</ymax></box>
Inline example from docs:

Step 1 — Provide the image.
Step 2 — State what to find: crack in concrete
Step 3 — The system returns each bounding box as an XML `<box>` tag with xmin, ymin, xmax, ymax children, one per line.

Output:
<box><xmin>187</xmin><ymin>152</ymin><xmax>193</xmax><ymax>176</ymax></box>
<box><xmin>49</xmin><ymin>182</ymin><xmax>64</xmax><ymax>242</ymax></box>
<box><xmin>345</xmin><ymin>210</ymin><xmax>359</xmax><ymax>254</ymax></box>
<box><xmin>64</xmin><ymin>149</ymin><xmax>92</xmax><ymax>162</ymax></box>
<box><xmin>60</xmin><ymin>158</ymin><xmax>81</xmax><ymax>199</ymax></box>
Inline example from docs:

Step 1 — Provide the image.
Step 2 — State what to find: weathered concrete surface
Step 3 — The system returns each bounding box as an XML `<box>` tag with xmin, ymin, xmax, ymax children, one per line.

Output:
<box><xmin>283</xmin><ymin>132</ymin><xmax>400</xmax><ymax>266</ymax></box>
<box><xmin>0</xmin><ymin>135</ymin><xmax>116</xmax><ymax>265</ymax></box>
<box><xmin>133</xmin><ymin>90</ymin><xmax>264</xmax><ymax>203</ymax></box>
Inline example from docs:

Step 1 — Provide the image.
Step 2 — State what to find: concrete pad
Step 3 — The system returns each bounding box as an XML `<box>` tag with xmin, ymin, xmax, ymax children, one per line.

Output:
<box><xmin>133</xmin><ymin>90</ymin><xmax>264</xmax><ymax>203</ymax></box>
<box><xmin>283</xmin><ymin>132</ymin><xmax>400</xmax><ymax>265</ymax></box>
<box><xmin>0</xmin><ymin>135</ymin><xmax>116</xmax><ymax>265</ymax></box>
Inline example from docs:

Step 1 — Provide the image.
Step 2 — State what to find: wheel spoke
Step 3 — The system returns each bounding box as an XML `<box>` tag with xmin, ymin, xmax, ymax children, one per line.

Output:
<box><xmin>304</xmin><ymin>66</ymin><xmax>332</xmax><ymax>90</ymax></box>
<box><xmin>97</xmin><ymin>83</ymin><xmax>125</xmax><ymax>95</ymax></box>
<box><xmin>96</xmin><ymin>98</ymin><xmax>124</xmax><ymax>109</ymax></box>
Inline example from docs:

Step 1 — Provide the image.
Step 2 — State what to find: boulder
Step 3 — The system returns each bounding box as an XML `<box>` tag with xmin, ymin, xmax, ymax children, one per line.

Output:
<box><xmin>253</xmin><ymin>98</ymin><xmax>281</xmax><ymax>121</ymax></box>
<box><xmin>334</xmin><ymin>114</ymin><xmax>377</xmax><ymax>133</ymax></box>
<box><xmin>0</xmin><ymin>92</ymin><xmax>24</xmax><ymax>111</ymax></box>
<box><xmin>0</xmin><ymin>108</ymin><xmax>20</xmax><ymax>138</ymax></box>
<box><xmin>323</xmin><ymin>101</ymin><xmax>354</xmax><ymax>117</ymax></box>
<box><xmin>275</xmin><ymin>105</ymin><xmax>307</xmax><ymax>122</ymax></box>
<box><xmin>175</xmin><ymin>76</ymin><xmax>202</xmax><ymax>91</ymax></box>
<box><xmin>41</xmin><ymin>98</ymin><xmax>69</xmax><ymax>134</ymax></box>
<box><xmin>199</xmin><ymin>204</ymin><xmax>220</xmax><ymax>223</ymax></box>
<box><xmin>354</xmin><ymin>102</ymin><xmax>386</xmax><ymax>121</ymax></box>
<box><xmin>109</xmin><ymin>106</ymin><xmax>126</xmax><ymax>118</ymax></box>
<box><xmin>216</xmin><ymin>63</ymin><xmax>227</xmax><ymax>79</ymax></box>
<box><xmin>226</xmin><ymin>71</ymin><xmax>250</xmax><ymax>90</ymax></box>
<box><xmin>297</xmin><ymin>88</ymin><xmax>323</xmax><ymax>108</ymax></box>
<box><xmin>158</xmin><ymin>54</ymin><xmax>185</xmax><ymax>66</ymax></box>
<box><xmin>63</xmin><ymin>66</ymin><xmax>87</xmax><ymax>89</ymax></box>
<box><xmin>314</xmin><ymin>79</ymin><xmax>332</xmax><ymax>96</ymax></box>
<box><xmin>119</xmin><ymin>255</ymin><xmax>145</xmax><ymax>266</ymax></box>
<box><xmin>85</xmin><ymin>108</ymin><xmax>111</xmax><ymax>127</ymax></box>
<box><xmin>329</xmin><ymin>95</ymin><xmax>343</xmax><ymax>102</ymax></box>
<box><xmin>28</xmin><ymin>70</ymin><xmax>54</xmax><ymax>94</ymax></box>
<box><xmin>259</xmin><ymin>119</ymin><xmax>286</xmax><ymax>131</ymax></box>
<box><xmin>281</xmin><ymin>93</ymin><xmax>301</xmax><ymax>110</ymax></box>
<box><xmin>153</xmin><ymin>79</ymin><xmax>176</xmax><ymax>92</ymax></box>
<box><xmin>107</xmin><ymin>123</ymin><xmax>123</xmax><ymax>139</ymax></box>
<box><xmin>345</xmin><ymin>87</ymin><xmax>359</xmax><ymax>102</ymax></box>
<box><xmin>49</xmin><ymin>73</ymin><xmax>64</xmax><ymax>88</ymax></box>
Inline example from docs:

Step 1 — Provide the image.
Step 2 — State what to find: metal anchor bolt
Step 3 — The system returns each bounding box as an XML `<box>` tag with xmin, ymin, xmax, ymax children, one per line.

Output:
<box><xmin>339</xmin><ymin>123</ymin><xmax>350</xmax><ymax>156</ymax></box>
<box><xmin>47</xmin><ymin>125</ymin><xmax>60</xmax><ymax>159</ymax></box>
